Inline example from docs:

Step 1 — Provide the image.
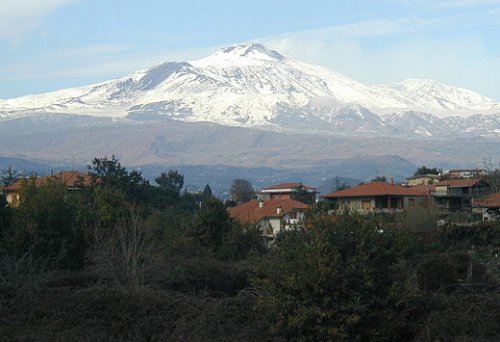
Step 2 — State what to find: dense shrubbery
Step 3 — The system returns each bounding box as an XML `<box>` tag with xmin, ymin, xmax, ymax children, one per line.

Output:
<box><xmin>1</xmin><ymin>158</ymin><xmax>500</xmax><ymax>341</ymax></box>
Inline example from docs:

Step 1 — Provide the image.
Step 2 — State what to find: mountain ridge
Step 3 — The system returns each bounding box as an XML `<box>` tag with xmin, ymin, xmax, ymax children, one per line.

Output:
<box><xmin>1</xmin><ymin>43</ymin><xmax>500</xmax><ymax>139</ymax></box>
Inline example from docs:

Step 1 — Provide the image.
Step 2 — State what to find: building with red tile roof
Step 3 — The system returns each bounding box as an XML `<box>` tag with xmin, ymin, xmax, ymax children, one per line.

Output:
<box><xmin>447</xmin><ymin>169</ymin><xmax>486</xmax><ymax>179</ymax></box>
<box><xmin>477</xmin><ymin>192</ymin><xmax>500</xmax><ymax>221</ymax></box>
<box><xmin>228</xmin><ymin>198</ymin><xmax>309</xmax><ymax>237</ymax></box>
<box><xmin>2</xmin><ymin>171</ymin><xmax>92</xmax><ymax>206</ymax></box>
<box><xmin>322</xmin><ymin>181</ymin><xmax>427</xmax><ymax>212</ymax></box>
<box><xmin>257</xmin><ymin>182</ymin><xmax>317</xmax><ymax>204</ymax></box>
<box><xmin>431</xmin><ymin>178</ymin><xmax>490</xmax><ymax>213</ymax></box>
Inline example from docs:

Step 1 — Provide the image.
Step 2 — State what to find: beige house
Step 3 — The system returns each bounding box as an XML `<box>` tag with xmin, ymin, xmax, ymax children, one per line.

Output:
<box><xmin>406</xmin><ymin>174</ymin><xmax>440</xmax><ymax>186</ymax></box>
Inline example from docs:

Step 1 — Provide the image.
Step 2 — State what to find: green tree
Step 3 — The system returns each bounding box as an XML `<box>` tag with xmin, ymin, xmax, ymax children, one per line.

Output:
<box><xmin>202</xmin><ymin>184</ymin><xmax>213</xmax><ymax>200</ymax></box>
<box><xmin>371</xmin><ymin>175</ymin><xmax>387</xmax><ymax>182</ymax></box>
<box><xmin>414</xmin><ymin>166</ymin><xmax>440</xmax><ymax>176</ymax></box>
<box><xmin>0</xmin><ymin>166</ymin><xmax>17</xmax><ymax>186</ymax></box>
<box><xmin>155</xmin><ymin>170</ymin><xmax>184</xmax><ymax>193</ymax></box>
<box><xmin>14</xmin><ymin>178</ymin><xmax>85</xmax><ymax>270</ymax></box>
<box><xmin>252</xmin><ymin>214</ymin><xmax>418</xmax><ymax>341</ymax></box>
<box><xmin>230</xmin><ymin>178</ymin><xmax>253</xmax><ymax>204</ymax></box>
<box><xmin>0</xmin><ymin>193</ymin><xmax>12</xmax><ymax>251</ymax></box>
<box><xmin>190</xmin><ymin>198</ymin><xmax>233</xmax><ymax>253</ymax></box>
<box><xmin>89</xmin><ymin>156</ymin><xmax>149</xmax><ymax>202</ymax></box>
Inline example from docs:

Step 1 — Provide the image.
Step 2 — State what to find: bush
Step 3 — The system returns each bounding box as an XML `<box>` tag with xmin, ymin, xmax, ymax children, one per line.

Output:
<box><xmin>14</xmin><ymin>179</ymin><xmax>85</xmax><ymax>270</ymax></box>
<box><xmin>155</xmin><ymin>256</ymin><xmax>250</xmax><ymax>295</ymax></box>
<box><xmin>252</xmin><ymin>215</ymin><xmax>419</xmax><ymax>341</ymax></box>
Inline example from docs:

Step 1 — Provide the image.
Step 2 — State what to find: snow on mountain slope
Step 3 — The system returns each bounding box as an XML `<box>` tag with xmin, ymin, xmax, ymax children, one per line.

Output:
<box><xmin>1</xmin><ymin>43</ymin><xmax>499</xmax><ymax>134</ymax></box>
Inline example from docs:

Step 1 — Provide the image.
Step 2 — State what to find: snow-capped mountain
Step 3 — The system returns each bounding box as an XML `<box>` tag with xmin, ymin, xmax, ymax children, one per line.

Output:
<box><xmin>1</xmin><ymin>43</ymin><xmax>500</xmax><ymax>137</ymax></box>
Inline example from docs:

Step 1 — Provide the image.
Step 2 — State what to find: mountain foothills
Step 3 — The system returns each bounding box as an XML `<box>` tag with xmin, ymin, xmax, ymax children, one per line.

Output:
<box><xmin>0</xmin><ymin>43</ymin><xmax>499</xmax><ymax>174</ymax></box>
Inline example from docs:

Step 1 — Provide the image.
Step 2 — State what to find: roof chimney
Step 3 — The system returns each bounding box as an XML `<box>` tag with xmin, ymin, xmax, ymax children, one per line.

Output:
<box><xmin>390</xmin><ymin>176</ymin><xmax>394</xmax><ymax>185</ymax></box>
<box><xmin>276</xmin><ymin>206</ymin><xmax>282</xmax><ymax>214</ymax></box>
<box><xmin>259</xmin><ymin>200</ymin><xmax>264</xmax><ymax>208</ymax></box>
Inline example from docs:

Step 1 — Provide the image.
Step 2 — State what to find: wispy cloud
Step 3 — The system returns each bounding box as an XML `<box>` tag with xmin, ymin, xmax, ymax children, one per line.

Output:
<box><xmin>257</xmin><ymin>15</ymin><xmax>500</xmax><ymax>100</ymax></box>
<box><xmin>0</xmin><ymin>0</ymin><xmax>79</xmax><ymax>41</ymax></box>
<box><xmin>0</xmin><ymin>43</ymin><xmax>218</xmax><ymax>89</ymax></box>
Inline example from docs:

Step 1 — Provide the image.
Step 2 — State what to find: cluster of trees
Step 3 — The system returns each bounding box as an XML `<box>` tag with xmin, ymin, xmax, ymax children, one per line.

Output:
<box><xmin>1</xmin><ymin>157</ymin><xmax>499</xmax><ymax>341</ymax></box>
<box><xmin>414</xmin><ymin>165</ymin><xmax>441</xmax><ymax>176</ymax></box>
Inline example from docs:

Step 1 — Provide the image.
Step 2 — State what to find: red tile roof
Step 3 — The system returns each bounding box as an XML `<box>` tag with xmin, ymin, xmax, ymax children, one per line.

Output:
<box><xmin>262</xmin><ymin>182</ymin><xmax>316</xmax><ymax>191</ymax></box>
<box><xmin>323</xmin><ymin>181</ymin><xmax>425</xmax><ymax>198</ymax></box>
<box><xmin>434</xmin><ymin>178</ymin><xmax>482</xmax><ymax>188</ymax></box>
<box><xmin>477</xmin><ymin>193</ymin><xmax>500</xmax><ymax>208</ymax></box>
<box><xmin>228</xmin><ymin>199</ymin><xmax>309</xmax><ymax>225</ymax></box>
<box><xmin>4</xmin><ymin>171</ymin><xmax>92</xmax><ymax>192</ymax></box>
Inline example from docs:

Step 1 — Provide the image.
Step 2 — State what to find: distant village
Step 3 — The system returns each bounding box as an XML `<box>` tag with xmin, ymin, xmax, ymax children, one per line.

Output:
<box><xmin>2</xmin><ymin>166</ymin><xmax>499</xmax><ymax>241</ymax></box>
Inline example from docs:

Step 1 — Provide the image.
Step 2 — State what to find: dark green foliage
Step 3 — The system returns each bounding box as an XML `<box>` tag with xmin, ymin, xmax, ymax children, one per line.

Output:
<box><xmin>155</xmin><ymin>170</ymin><xmax>184</xmax><ymax>193</ymax></box>
<box><xmin>439</xmin><ymin>221</ymin><xmax>500</xmax><ymax>249</ymax></box>
<box><xmin>0</xmin><ymin>193</ymin><xmax>11</xmax><ymax>241</ymax></box>
<box><xmin>157</xmin><ymin>256</ymin><xmax>250</xmax><ymax>294</ymax></box>
<box><xmin>414</xmin><ymin>289</ymin><xmax>500</xmax><ymax>342</ymax></box>
<box><xmin>414</xmin><ymin>165</ymin><xmax>441</xmax><ymax>176</ymax></box>
<box><xmin>0</xmin><ymin>165</ymin><xmax>18</xmax><ymax>186</ymax></box>
<box><xmin>89</xmin><ymin>156</ymin><xmax>150</xmax><ymax>202</ymax></box>
<box><xmin>371</xmin><ymin>175</ymin><xmax>387</xmax><ymax>182</ymax></box>
<box><xmin>218</xmin><ymin>224</ymin><xmax>267</xmax><ymax>261</ymax></box>
<box><xmin>3</xmin><ymin>155</ymin><xmax>500</xmax><ymax>341</ymax></box>
<box><xmin>202</xmin><ymin>183</ymin><xmax>213</xmax><ymax>200</ymax></box>
<box><xmin>15</xmin><ymin>178</ymin><xmax>85</xmax><ymax>270</ymax></box>
<box><xmin>252</xmin><ymin>215</ymin><xmax>419</xmax><ymax>341</ymax></box>
<box><xmin>0</xmin><ymin>285</ymin><xmax>276</xmax><ymax>342</ymax></box>
<box><xmin>190</xmin><ymin>198</ymin><xmax>233</xmax><ymax>252</ymax></box>
<box><xmin>145</xmin><ymin>185</ymin><xmax>180</xmax><ymax>210</ymax></box>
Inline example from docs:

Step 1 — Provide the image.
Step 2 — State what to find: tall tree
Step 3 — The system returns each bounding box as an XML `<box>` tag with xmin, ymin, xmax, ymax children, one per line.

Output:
<box><xmin>229</xmin><ymin>178</ymin><xmax>253</xmax><ymax>204</ymax></box>
<box><xmin>202</xmin><ymin>184</ymin><xmax>213</xmax><ymax>200</ymax></box>
<box><xmin>1</xmin><ymin>166</ymin><xmax>17</xmax><ymax>186</ymax></box>
<box><xmin>89</xmin><ymin>156</ymin><xmax>149</xmax><ymax>202</ymax></box>
<box><xmin>190</xmin><ymin>198</ymin><xmax>232</xmax><ymax>252</ymax></box>
<box><xmin>155</xmin><ymin>170</ymin><xmax>184</xmax><ymax>193</ymax></box>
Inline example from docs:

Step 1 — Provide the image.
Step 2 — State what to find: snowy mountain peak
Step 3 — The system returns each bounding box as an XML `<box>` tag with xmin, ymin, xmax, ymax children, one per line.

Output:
<box><xmin>1</xmin><ymin>43</ymin><xmax>500</xmax><ymax>137</ymax></box>
<box><xmin>192</xmin><ymin>42</ymin><xmax>285</xmax><ymax>67</ymax></box>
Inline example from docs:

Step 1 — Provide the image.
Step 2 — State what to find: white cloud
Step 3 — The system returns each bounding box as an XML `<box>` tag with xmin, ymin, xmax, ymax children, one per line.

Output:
<box><xmin>256</xmin><ymin>18</ymin><xmax>500</xmax><ymax>100</ymax></box>
<box><xmin>0</xmin><ymin>0</ymin><xmax>78</xmax><ymax>41</ymax></box>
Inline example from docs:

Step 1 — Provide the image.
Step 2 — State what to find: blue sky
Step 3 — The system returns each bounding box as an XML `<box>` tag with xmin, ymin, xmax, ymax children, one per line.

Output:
<box><xmin>1</xmin><ymin>0</ymin><xmax>500</xmax><ymax>100</ymax></box>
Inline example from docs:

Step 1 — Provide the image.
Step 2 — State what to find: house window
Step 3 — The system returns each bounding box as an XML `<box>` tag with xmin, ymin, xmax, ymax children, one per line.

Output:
<box><xmin>408</xmin><ymin>198</ymin><xmax>416</xmax><ymax>208</ymax></box>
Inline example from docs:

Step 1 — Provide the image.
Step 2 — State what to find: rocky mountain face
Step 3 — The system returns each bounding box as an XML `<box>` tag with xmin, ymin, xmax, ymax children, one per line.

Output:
<box><xmin>1</xmin><ymin>43</ymin><xmax>499</xmax><ymax>139</ymax></box>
